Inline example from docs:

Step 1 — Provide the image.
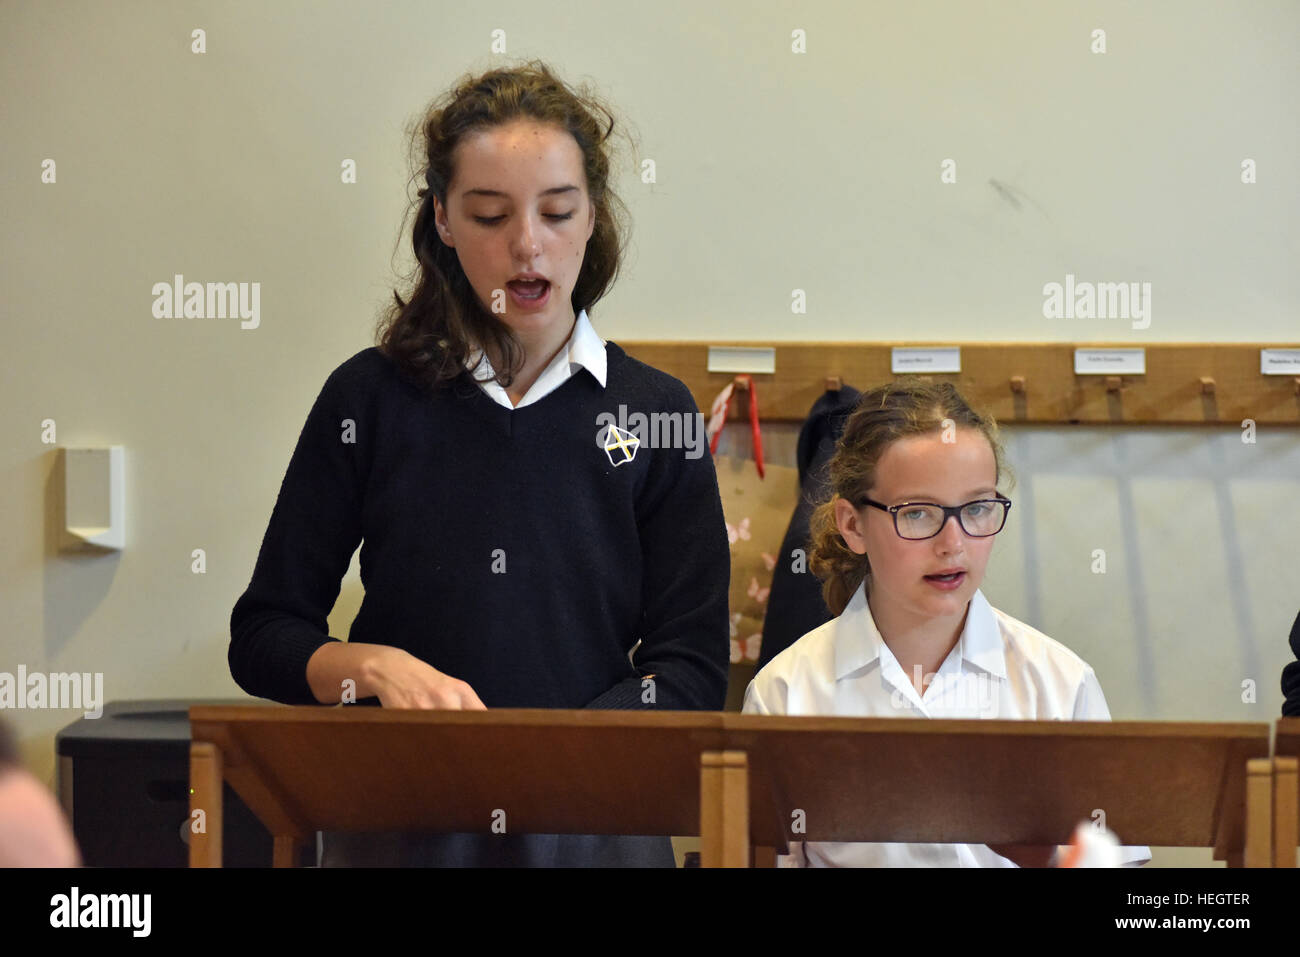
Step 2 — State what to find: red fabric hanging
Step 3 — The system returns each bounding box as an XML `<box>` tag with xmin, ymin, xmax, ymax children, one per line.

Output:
<box><xmin>706</xmin><ymin>375</ymin><xmax>765</xmax><ymax>478</ymax></box>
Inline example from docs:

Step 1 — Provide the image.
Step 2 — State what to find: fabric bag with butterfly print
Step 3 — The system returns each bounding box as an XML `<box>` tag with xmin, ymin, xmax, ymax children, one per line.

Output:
<box><xmin>713</xmin><ymin>453</ymin><xmax>801</xmax><ymax>669</ymax></box>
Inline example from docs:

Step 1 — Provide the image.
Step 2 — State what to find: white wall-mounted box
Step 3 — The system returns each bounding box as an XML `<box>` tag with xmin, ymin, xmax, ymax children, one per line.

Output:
<box><xmin>63</xmin><ymin>446</ymin><xmax>125</xmax><ymax>551</ymax></box>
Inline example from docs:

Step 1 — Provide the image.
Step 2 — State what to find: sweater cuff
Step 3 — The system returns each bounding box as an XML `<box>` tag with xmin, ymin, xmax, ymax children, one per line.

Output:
<box><xmin>276</xmin><ymin>629</ymin><xmax>341</xmax><ymax>705</ymax></box>
<box><xmin>229</xmin><ymin>614</ymin><xmax>341</xmax><ymax>705</ymax></box>
<box><xmin>584</xmin><ymin>675</ymin><xmax>656</xmax><ymax>710</ymax></box>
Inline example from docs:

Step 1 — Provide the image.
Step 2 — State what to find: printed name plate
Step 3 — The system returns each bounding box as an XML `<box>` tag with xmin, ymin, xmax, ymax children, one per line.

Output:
<box><xmin>891</xmin><ymin>347</ymin><xmax>961</xmax><ymax>374</ymax></box>
<box><xmin>1260</xmin><ymin>349</ymin><xmax>1300</xmax><ymax>375</ymax></box>
<box><xmin>706</xmin><ymin>346</ymin><xmax>776</xmax><ymax>375</ymax></box>
<box><xmin>1074</xmin><ymin>348</ymin><xmax>1146</xmax><ymax>375</ymax></box>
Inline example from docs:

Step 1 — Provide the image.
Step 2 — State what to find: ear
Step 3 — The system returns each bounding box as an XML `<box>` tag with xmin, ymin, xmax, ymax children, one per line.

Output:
<box><xmin>835</xmin><ymin>496</ymin><xmax>869</xmax><ymax>556</ymax></box>
<box><xmin>433</xmin><ymin>195</ymin><xmax>455</xmax><ymax>248</ymax></box>
<box><xmin>585</xmin><ymin>201</ymin><xmax>596</xmax><ymax>243</ymax></box>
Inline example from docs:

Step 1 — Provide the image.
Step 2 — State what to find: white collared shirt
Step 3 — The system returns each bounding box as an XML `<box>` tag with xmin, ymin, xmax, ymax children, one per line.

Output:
<box><xmin>465</xmin><ymin>308</ymin><xmax>607</xmax><ymax>409</ymax></box>
<box><xmin>742</xmin><ymin>582</ymin><xmax>1152</xmax><ymax>867</ymax></box>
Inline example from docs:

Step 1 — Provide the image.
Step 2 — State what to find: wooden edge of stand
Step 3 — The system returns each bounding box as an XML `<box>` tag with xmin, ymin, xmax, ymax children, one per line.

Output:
<box><xmin>188</xmin><ymin>742</ymin><xmax>222</xmax><ymax>868</ymax></box>
<box><xmin>190</xmin><ymin>721</ymin><xmax>313</xmax><ymax>868</ymax></box>
<box><xmin>1273</xmin><ymin>756</ymin><xmax>1298</xmax><ymax>868</ymax></box>
<box><xmin>700</xmin><ymin>751</ymin><xmax>750</xmax><ymax>868</ymax></box>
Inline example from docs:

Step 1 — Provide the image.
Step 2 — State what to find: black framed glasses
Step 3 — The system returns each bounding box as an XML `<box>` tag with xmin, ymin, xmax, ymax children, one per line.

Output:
<box><xmin>858</xmin><ymin>495</ymin><xmax>1012</xmax><ymax>540</ymax></box>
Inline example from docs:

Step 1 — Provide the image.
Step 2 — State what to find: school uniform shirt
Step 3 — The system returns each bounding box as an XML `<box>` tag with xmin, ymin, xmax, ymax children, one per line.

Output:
<box><xmin>465</xmin><ymin>307</ymin><xmax>606</xmax><ymax>409</ymax></box>
<box><xmin>229</xmin><ymin>308</ymin><xmax>730</xmax><ymax>865</ymax></box>
<box><xmin>742</xmin><ymin>582</ymin><xmax>1152</xmax><ymax>868</ymax></box>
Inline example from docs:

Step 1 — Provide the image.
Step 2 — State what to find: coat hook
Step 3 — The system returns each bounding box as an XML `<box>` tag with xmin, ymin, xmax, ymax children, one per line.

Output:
<box><xmin>1105</xmin><ymin>376</ymin><xmax>1123</xmax><ymax>393</ymax></box>
<box><xmin>1199</xmin><ymin>376</ymin><xmax>1216</xmax><ymax>396</ymax></box>
<box><xmin>825</xmin><ymin>375</ymin><xmax>842</xmax><ymax>392</ymax></box>
<box><xmin>732</xmin><ymin>375</ymin><xmax>749</xmax><ymax>391</ymax></box>
<box><xmin>1294</xmin><ymin>377</ymin><xmax>1300</xmax><ymax>396</ymax></box>
<box><xmin>1009</xmin><ymin>375</ymin><xmax>1026</xmax><ymax>394</ymax></box>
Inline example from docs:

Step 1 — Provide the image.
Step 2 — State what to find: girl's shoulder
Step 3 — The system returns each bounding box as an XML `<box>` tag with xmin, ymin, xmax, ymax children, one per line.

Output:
<box><xmin>322</xmin><ymin>346</ymin><xmax>455</xmax><ymax>407</ymax></box>
<box><xmin>744</xmin><ymin>617</ymin><xmax>840</xmax><ymax>713</ymax></box>
<box><xmin>986</xmin><ymin>602</ymin><xmax>1096</xmax><ymax>684</ymax></box>
<box><xmin>603</xmin><ymin>342</ymin><xmax>699</xmax><ymax>411</ymax></box>
<box><xmin>321</xmin><ymin>346</ymin><xmax>400</xmax><ymax>392</ymax></box>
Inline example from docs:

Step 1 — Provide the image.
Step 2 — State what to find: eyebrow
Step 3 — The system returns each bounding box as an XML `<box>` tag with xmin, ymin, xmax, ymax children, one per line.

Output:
<box><xmin>460</xmin><ymin>185</ymin><xmax>580</xmax><ymax>200</ymax></box>
<box><xmin>895</xmin><ymin>487</ymin><xmax>998</xmax><ymax>501</ymax></box>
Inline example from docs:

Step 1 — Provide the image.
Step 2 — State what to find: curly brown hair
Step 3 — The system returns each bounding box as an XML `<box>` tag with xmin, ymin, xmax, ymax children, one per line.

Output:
<box><xmin>808</xmin><ymin>382</ymin><xmax>1013</xmax><ymax>616</ymax></box>
<box><xmin>374</xmin><ymin>60</ymin><xmax>633</xmax><ymax>395</ymax></box>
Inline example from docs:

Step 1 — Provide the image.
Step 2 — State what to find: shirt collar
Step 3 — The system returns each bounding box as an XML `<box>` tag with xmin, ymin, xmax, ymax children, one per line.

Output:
<box><xmin>566</xmin><ymin>308</ymin><xmax>607</xmax><ymax>386</ymax></box>
<box><xmin>464</xmin><ymin>308</ymin><xmax>607</xmax><ymax>387</ymax></box>
<box><xmin>834</xmin><ymin>581</ymin><xmax>1008</xmax><ymax>681</ymax></box>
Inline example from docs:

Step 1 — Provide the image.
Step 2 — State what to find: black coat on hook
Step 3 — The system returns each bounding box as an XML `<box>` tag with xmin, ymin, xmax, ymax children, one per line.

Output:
<box><xmin>1282</xmin><ymin>609</ymin><xmax>1300</xmax><ymax>717</ymax></box>
<box><xmin>757</xmin><ymin>384</ymin><xmax>862</xmax><ymax>673</ymax></box>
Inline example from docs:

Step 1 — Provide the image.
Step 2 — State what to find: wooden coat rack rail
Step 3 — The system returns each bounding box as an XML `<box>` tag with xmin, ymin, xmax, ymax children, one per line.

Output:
<box><xmin>616</xmin><ymin>342</ymin><xmax>1300</xmax><ymax>425</ymax></box>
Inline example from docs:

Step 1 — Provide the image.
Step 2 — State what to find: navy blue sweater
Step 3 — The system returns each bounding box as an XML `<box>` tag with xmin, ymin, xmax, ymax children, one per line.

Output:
<box><xmin>229</xmin><ymin>343</ymin><xmax>730</xmax><ymax>715</ymax></box>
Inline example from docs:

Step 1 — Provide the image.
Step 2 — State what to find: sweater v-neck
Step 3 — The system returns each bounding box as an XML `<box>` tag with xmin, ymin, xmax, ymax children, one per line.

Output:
<box><xmin>458</xmin><ymin>351</ymin><xmax>608</xmax><ymax>436</ymax></box>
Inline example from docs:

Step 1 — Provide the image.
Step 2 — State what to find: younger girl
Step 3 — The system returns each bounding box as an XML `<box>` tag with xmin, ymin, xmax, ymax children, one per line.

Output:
<box><xmin>742</xmin><ymin>382</ymin><xmax>1150</xmax><ymax>867</ymax></box>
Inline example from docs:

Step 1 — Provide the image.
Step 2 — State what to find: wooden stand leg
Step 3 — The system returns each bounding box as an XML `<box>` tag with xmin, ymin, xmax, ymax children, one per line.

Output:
<box><xmin>700</xmin><ymin>750</ymin><xmax>749</xmax><ymax>868</ymax></box>
<box><xmin>1273</xmin><ymin>757</ymin><xmax>1298</xmax><ymax>868</ymax></box>
<box><xmin>1243</xmin><ymin>757</ymin><xmax>1272</xmax><ymax>868</ymax></box>
<box><xmin>273</xmin><ymin>834</ymin><xmax>301</xmax><ymax>868</ymax></box>
<box><xmin>189</xmin><ymin>741</ymin><xmax>223</xmax><ymax>868</ymax></box>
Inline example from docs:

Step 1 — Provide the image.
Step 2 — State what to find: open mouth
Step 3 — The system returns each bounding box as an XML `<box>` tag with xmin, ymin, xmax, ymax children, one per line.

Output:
<box><xmin>507</xmin><ymin>279</ymin><xmax>549</xmax><ymax>300</ymax></box>
<box><xmin>923</xmin><ymin>571</ymin><xmax>966</xmax><ymax>589</ymax></box>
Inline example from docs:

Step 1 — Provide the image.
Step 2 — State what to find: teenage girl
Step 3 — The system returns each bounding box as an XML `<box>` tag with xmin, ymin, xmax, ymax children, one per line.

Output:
<box><xmin>229</xmin><ymin>61</ymin><xmax>730</xmax><ymax>867</ymax></box>
<box><xmin>743</xmin><ymin>382</ymin><xmax>1150</xmax><ymax>868</ymax></box>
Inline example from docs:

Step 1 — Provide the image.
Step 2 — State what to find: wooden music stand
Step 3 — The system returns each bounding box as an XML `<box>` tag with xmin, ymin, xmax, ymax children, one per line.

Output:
<box><xmin>1273</xmin><ymin>717</ymin><xmax>1300</xmax><ymax>868</ymax></box>
<box><xmin>721</xmin><ymin>716</ymin><xmax>1274</xmax><ymax>868</ymax></box>
<box><xmin>188</xmin><ymin>706</ymin><xmax>729</xmax><ymax>867</ymax></box>
<box><xmin>188</xmin><ymin>707</ymin><xmax>1274</xmax><ymax>868</ymax></box>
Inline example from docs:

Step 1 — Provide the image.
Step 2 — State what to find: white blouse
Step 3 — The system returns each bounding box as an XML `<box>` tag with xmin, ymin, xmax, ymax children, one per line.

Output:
<box><xmin>742</xmin><ymin>582</ymin><xmax>1152</xmax><ymax>867</ymax></box>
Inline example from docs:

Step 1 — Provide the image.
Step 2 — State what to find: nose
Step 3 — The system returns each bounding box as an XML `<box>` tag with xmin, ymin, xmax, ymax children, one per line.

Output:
<box><xmin>934</xmin><ymin>513</ymin><xmax>966</xmax><ymax>551</ymax></box>
<box><xmin>510</xmin><ymin>212</ymin><xmax>542</xmax><ymax>261</ymax></box>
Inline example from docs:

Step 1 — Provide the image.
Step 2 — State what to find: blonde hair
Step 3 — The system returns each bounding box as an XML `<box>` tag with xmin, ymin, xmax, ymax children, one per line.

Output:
<box><xmin>808</xmin><ymin>382</ymin><xmax>1012</xmax><ymax>616</ymax></box>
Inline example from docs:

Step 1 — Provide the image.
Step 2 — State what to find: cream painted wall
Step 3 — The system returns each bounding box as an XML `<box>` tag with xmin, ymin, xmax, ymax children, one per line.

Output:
<box><xmin>3</xmin><ymin>0</ymin><xmax>1297</xmax><ymax>867</ymax></box>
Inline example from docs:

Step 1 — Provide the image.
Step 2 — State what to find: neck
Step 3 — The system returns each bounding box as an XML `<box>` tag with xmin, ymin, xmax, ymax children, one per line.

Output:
<box><xmin>865</xmin><ymin>579</ymin><xmax>969</xmax><ymax>673</ymax></box>
<box><xmin>488</xmin><ymin>309</ymin><xmax>577</xmax><ymax>403</ymax></box>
